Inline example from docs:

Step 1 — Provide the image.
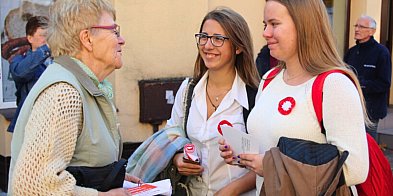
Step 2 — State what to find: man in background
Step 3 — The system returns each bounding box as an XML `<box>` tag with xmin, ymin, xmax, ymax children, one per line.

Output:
<box><xmin>7</xmin><ymin>16</ymin><xmax>52</xmax><ymax>132</ymax></box>
<box><xmin>344</xmin><ymin>15</ymin><xmax>392</xmax><ymax>141</ymax></box>
<box><xmin>255</xmin><ymin>44</ymin><xmax>278</xmax><ymax>77</ymax></box>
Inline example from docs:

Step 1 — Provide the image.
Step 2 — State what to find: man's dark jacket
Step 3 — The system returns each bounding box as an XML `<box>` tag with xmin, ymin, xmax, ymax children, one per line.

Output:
<box><xmin>344</xmin><ymin>36</ymin><xmax>392</xmax><ymax>120</ymax></box>
<box><xmin>7</xmin><ymin>44</ymin><xmax>51</xmax><ymax>132</ymax></box>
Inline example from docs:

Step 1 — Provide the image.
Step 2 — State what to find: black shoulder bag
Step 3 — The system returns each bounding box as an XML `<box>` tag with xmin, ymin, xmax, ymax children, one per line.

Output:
<box><xmin>154</xmin><ymin>78</ymin><xmax>196</xmax><ymax>196</ymax></box>
<box><xmin>65</xmin><ymin>159</ymin><xmax>127</xmax><ymax>192</ymax></box>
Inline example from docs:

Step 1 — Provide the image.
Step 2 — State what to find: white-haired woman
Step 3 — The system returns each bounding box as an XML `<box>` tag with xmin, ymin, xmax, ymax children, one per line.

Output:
<box><xmin>8</xmin><ymin>0</ymin><xmax>137</xmax><ymax>195</ymax></box>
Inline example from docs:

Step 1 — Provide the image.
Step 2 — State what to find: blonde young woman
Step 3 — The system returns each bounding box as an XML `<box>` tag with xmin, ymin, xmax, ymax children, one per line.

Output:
<box><xmin>219</xmin><ymin>0</ymin><xmax>369</xmax><ymax>194</ymax></box>
<box><xmin>166</xmin><ymin>7</ymin><xmax>260</xmax><ymax>196</ymax></box>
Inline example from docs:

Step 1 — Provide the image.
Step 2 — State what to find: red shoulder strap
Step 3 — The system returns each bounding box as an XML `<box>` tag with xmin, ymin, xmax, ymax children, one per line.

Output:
<box><xmin>262</xmin><ymin>67</ymin><xmax>281</xmax><ymax>90</ymax></box>
<box><xmin>312</xmin><ymin>70</ymin><xmax>349</xmax><ymax>129</ymax></box>
<box><xmin>263</xmin><ymin>68</ymin><xmax>352</xmax><ymax>131</ymax></box>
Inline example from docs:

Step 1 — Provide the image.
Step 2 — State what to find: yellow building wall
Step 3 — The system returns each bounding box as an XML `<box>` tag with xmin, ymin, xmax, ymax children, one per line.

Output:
<box><xmin>0</xmin><ymin>116</ymin><xmax>12</xmax><ymax>156</ymax></box>
<box><xmin>349</xmin><ymin>0</ymin><xmax>382</xmax><ymax>47</ymax></box>
<box><xmin>332</xmin><ymin>0</ymin><xmax>347</xmax><ymax>57</ymax></box>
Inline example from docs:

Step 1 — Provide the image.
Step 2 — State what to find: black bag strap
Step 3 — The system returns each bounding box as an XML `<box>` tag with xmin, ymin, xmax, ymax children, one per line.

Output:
<box><xmin>322</xmin><ymin>151</ymin><xmax>349</xmax><ymax>196</ymax></box>
<box><xmin>182</xmin><ymin>78</ymin><xmax>196</xmax><ymax>138</ymax></box>
<box><xmin>100</xmin><ymin>159</ymin><xmax>127</xmax><ymax>191</ymax></box>
<box><xmin>243</xmin><ymin>85</ymin><xmax>257</xmax><ymax>133</ymax></box>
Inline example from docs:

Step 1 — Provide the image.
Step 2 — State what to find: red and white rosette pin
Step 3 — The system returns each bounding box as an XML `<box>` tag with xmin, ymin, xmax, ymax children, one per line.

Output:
<box><xmin>183</xmin><ymin>143</ymin><xmax>200</xmax><ymax>163</ymax></box>
<box><xmin>278</xmin><ymin>97</ymin><xmax>296</xmax><ymax>115</ymax></box>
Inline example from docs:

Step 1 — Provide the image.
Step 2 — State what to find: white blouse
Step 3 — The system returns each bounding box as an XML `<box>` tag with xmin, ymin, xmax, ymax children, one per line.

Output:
<box><xmin>166</xmin><ymin>71</ymin><xmax>255</xmax><ymax>196</ymax></box>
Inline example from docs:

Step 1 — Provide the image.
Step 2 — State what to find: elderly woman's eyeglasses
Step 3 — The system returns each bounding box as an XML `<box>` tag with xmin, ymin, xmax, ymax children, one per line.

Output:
<box><xmin>90</xmin><ymin>24</ymin><xmax>120</xmax><ymax>37</ymax></box>
<box><xmin>195</xmin><ymin>33</ymin><xmax>229</xmax><ymax>47</ymax></box>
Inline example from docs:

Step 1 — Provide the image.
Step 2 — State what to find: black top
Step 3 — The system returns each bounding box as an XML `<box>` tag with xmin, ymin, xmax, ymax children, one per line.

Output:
<box><xmin>344</xmin><ymin>36</ymin><xmax>392</xmax><ymax>120</ymax></box>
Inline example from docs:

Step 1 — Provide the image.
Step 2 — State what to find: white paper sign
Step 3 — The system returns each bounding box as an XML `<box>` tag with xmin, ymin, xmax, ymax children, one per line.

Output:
<box><xmin>221</xmin><ymin>126</ymin><xmax>259</xmax><ymax>157</ymax></box>
<box><xmin>165</xmin><ymin>90</ymin><xmax>174</xmax><ymax>104</ymax></box>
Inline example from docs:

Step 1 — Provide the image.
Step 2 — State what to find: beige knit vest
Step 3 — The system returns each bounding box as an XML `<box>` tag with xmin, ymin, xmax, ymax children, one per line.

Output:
<box><xmin>9</xmin><ymin>56</ymin><xmax>122</xmax><ymax>191</ymax></box>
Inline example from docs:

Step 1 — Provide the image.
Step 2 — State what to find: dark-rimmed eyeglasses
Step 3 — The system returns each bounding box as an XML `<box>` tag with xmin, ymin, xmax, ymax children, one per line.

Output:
<box><xmin>354</xmin><ymin>24</ymin><xmax>374</xmax><ymax>30</ymax></box>
<box><xmin>195</xmin><ymin>33</ymin><xmax>229</xmax><ymax>47</ymax></box>
<box><xmin>90</xmin><ymin>24</ymin><xmax>120</xmax><ymax>37</ymax></box>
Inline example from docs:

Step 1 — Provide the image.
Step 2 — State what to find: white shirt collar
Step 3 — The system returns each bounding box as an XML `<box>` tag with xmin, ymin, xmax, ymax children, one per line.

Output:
<box><xmin>193</xmin><ymin>70</ymin><xmax>249</xmax><ymax>111</ymax></box>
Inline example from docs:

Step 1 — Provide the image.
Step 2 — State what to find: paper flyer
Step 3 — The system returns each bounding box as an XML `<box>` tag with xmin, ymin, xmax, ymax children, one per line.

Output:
<box><xmin>220</xmin><ymin>126</ymin><xmax>259</xmax><ymax>159</ymax></box>
<box><xmin>123</xmin><ymin>179</ymin><xmax>172</xmax><ymax>196</ymax></box>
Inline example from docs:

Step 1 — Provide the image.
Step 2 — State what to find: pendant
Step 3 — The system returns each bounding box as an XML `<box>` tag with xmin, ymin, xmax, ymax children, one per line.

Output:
<box><xmin>278</xmin><ymin>97</ymin><xmax>296</xmax><ymax>115</ymax></box>
<box><xmin>215</xmin><ymin>97</ymin><xmax>219</xmax><ymax>101</ymax></box>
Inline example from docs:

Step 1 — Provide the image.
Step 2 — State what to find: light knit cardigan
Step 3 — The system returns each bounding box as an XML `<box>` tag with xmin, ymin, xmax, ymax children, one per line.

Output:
<box><xmin>9</xmin><ymin>56</ymin><xmax>121</xmax><ymax>195</ymax></box>
<box><xmin>10</xmin><ymin>82</ymin><xmax>98</xmax><ymax>195</ymax></box>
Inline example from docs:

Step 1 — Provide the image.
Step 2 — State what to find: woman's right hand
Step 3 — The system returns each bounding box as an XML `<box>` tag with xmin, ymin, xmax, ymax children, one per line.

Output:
<box><xmin>173</xmin><ymin>153</ymin><xmax>204</xmax><ymax>176</ymax></box>
<box><xmin>218</xmin><ymin>138</ymin><xmax>235</xmax><ymax>164</ymax></box>
<box><xmin>98</xmin><ymin>188</ymin><xmax>130</xmax><ymax>196</ymax></box>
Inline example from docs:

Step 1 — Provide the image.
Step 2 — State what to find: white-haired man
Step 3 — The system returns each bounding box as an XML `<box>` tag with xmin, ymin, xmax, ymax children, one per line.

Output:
<box><xmin>344</xmin><ymin>15</ymin><xmax>392</xmax><ymax>141</ymax></box>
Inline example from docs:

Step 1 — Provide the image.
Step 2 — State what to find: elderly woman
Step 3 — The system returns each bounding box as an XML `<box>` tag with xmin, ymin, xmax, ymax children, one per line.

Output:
<box><xmin>8</xmin><ymin>0</ymin><xmax>134</xmax><ymax>195</ymax></box>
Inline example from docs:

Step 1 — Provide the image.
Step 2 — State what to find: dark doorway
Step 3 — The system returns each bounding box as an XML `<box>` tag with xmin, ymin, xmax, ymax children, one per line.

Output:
<box><xmin>381</xmin><ymin>0</ymin><xmax>392</xmax><ymax>51</ymax></box>
<box><xmin>381</xmin><ymin>0</ymin><xmax>393</xmax><ymax>105</ymax></box>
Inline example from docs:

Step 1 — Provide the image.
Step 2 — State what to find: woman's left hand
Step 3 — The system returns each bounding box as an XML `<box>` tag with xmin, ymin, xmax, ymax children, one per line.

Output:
<box><xmin>238</xmin><ymin>154</ymin><xmax>265</xmax><ymax>176</ymax></box>
<box><xmin>218</xmin><ymin>138</ymin><xmax>235</xmax><ymax>164</ymax></box>
<box><xmin>125</xmin><ymin>173</ymin><xmax>143</xmax><ymax>184</ymax></box>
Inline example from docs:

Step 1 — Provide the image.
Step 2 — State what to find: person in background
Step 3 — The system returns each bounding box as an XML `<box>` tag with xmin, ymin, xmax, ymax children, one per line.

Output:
<box><xmin>344</xmin><ymin>15</ymin><xmax>392</xmax><ymax>141</ymax></box>
<box><xmin>8</xmin><ymin>0</ymin><xmax>139</xmax><ymax>195</ymax></box>
<box><xmin>219</xmin><ymin>0</ymin><xmax>369</xmax><ymax>194</ymax></box>
<box><xmin>167</xmin><ymin>7</ymin><xmax>260</xmax><ymax>196</ymax></box>
<box><xmin>255</xmin><ymin>44</ymin><xmax>278</xmax><ymax>77</ymax></box>
<box><xmin>7</xmin><ymin>15</ymin><xmax>52</xmax><ymax>132</ymax></box>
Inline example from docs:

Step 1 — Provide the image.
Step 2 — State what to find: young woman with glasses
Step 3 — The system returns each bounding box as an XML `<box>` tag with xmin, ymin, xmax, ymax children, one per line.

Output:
<box><xmin>166</xmin><ymin>7</ymin><xmax>260</xmax><ymax>196</ymax></box>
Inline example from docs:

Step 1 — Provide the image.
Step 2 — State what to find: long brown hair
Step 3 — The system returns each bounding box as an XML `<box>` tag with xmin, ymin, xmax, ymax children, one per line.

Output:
<box><xmin>193</xmin><ymin>7</ymin><xmax>260</xmax><ymax>88</ymax></box>
<box><xmin>267</xmin><ymin>0</ymin><xmax>371</xmax><ymax>125</ymax></box>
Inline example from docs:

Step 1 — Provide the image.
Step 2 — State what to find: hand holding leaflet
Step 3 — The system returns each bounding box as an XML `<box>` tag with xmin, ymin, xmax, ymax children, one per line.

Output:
<box><xmin>217</xmin><ymin>121</ymin><xmax>259</xmax><ymax>165</ymax></box>
<box><xmin>220</xmin><ymin>126</ymin><xmax>259</xmax><ymax>155</ymax></box>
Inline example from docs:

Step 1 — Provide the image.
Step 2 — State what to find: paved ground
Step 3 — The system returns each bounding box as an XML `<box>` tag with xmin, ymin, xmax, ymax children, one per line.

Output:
<box><xmin>378</xmin><ymin>110</ymin><xmax>393</xmax><ymax>171</ymax></box>
<box><xmin>379</xmin><ymin>107</ymin><xmax>393</xmax><ymax>172</ymax></box>
<box><xmin>384</xmin><ymin>149</ymin><xmax>393</xmax><ymax>172</ymax></box>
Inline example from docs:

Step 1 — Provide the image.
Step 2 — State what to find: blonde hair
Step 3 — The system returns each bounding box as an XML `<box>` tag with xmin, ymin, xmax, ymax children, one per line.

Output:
<box><xmin>194</xmin><ymin>7</ymin><xmax>260</xmax><ymax>88</ymax></box>
<box><xmin>267</xmin><ymin>0</ymin><xmax>371</xmax><ymax>126</ymax></box>
<box><xmin>47</xmin><ymin>0</ymin><xmax>115</xmax><ymax>57</ymax></box>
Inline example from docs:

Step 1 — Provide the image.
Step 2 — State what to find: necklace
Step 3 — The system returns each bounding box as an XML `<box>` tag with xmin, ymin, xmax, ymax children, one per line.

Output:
<box><xmin>284</xmin><ymin>69</ymin><xmax>308</xmax><ymax>83</ymax></box>
<box><xmin>206</xmin><ymin>85</ymin><xmax>219</xmax><ymax>111</ymax></box>
<box><xmin>206</xmin><ymin>79</ymin><xmax>231</xmax><ymax>111</ymax></box>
